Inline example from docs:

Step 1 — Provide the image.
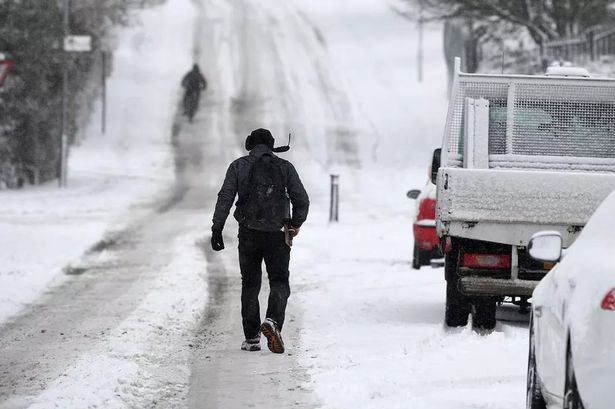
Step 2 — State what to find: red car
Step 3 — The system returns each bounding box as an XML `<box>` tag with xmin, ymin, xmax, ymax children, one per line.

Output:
<box><xmin>408</xmin><ymin>180</ymin><xmax>442</xmax><ymax>269</ymax></box>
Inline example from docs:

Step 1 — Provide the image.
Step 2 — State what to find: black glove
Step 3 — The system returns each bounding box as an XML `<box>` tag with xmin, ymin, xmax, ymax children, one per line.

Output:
<box><xmin>211</xmin><ymin>229</ymin><xmax>225</xmax><ymax>251</ymax></box>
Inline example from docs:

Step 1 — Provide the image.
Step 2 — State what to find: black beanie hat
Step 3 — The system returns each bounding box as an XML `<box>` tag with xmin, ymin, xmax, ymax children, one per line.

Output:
<box><xmin>245</xmin><ymin>128</ymin><xmax>274</xmax><ymax>151</ymax></box>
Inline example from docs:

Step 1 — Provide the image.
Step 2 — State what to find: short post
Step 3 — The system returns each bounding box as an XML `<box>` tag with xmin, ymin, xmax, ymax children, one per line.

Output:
<box><xmin>329</xmin><ymin>174</ymin><xmax>339</xmax><ymax>223</ymax></box>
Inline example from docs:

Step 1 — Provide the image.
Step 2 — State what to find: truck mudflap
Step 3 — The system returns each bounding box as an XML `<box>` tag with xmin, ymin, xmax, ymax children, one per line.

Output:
<box><xmin>459</xmin><ymin>277</ymin><xmax>537</xmax><ymax>297</ymax></box>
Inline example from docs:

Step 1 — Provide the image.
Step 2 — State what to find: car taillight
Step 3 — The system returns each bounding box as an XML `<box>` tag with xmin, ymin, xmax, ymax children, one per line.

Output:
<box><xmin>601</xmin><ymin>288</ymin><xmax>615</xmax><ymax>311</ymax></box>
<box><xmin>462</xmin><ymin>253</ymin><xmax>511</xmax><ymax>269</ymax></box>
<box><xmin>416</xmin><ymin>198</ymin><xmax>436</xmax><ymax>221</ymax></box>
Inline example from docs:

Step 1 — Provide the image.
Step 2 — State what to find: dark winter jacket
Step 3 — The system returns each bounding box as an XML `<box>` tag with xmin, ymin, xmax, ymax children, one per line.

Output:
<box><xmin>212</xmin><ymin>144</ymin><xmax>310</xmax><ymax>232</ymax></box>
<box><xmin>181</xmin><ymin>69</ymin><xmax>207</xmax><ymax>93</ymax></box>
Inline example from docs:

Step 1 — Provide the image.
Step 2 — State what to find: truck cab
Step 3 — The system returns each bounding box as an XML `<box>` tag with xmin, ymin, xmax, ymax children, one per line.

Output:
<box><xmin>434</xmin><ymin>58</ymin><xmax>615</xmax><ymax>330</ymax></box>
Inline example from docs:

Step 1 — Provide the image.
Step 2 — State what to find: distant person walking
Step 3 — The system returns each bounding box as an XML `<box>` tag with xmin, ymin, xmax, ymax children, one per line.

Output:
<box><xmin>181</xmin><ymin>64</ymin><xmax>207</xmax><ymax>122</ymax></box>
<box><xmin>211</xmin><ymin>128</ymin><xmax>310</xmax><ymax>353</ymax></box>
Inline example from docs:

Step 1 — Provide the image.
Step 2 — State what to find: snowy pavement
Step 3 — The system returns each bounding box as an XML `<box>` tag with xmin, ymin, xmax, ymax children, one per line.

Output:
<box><xmin>1</xmin><ymin>0</ymin><xmax>205</xmax><ymax>406</ymax></box>
<box><xmin>1</xmin><ymin>0</ymin><xmax>531</xmax><ymax>408</ymax></box>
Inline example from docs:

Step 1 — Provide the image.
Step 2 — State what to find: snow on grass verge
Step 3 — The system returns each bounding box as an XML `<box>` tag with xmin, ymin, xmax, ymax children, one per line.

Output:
<box><xmin>292</xmin><ymin>166</ymin><xmax>528</xmax><ymax>409</ymax></box>
<box><xmin>28</xmin><ymin>226</ymin><xmax>208</xmax><ymax>409</ymax></box>
<box><xmin>0</xmin><ymin>0</ymin><xmax>194</xmax><ymax>325</ymax></box>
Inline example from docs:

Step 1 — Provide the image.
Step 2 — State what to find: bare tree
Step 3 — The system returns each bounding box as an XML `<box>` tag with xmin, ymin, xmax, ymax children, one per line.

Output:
<box><xmin>419</xmin><ymin>0</ymin><xmax>609</xmax><ymax>54</ymax></box>
<box><xmin>0</xmin><ymin>0</ymin><xmax>164</xmax><ymax>187</ymax></box>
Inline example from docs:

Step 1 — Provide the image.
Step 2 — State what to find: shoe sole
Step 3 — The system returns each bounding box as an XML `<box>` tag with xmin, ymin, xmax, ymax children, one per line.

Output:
<box><xmin>241</xmin><ymin>345</ymin><xmax>261</xmax><ymax>352</ymax></box>
<box><xmin>260</xmin><ymin>322</ymin><xmax>284</xmax><ymax>354</ymax></box>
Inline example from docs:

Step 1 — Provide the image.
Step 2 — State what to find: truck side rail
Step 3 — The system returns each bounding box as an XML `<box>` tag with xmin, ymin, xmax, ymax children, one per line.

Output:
<box><xmin>442</xmin><ymin>57</ymin><xmax>615</xmax><ymax>172</ymax></box>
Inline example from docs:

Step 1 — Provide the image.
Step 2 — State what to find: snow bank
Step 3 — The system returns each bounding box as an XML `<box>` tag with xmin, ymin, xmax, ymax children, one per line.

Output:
<box><xmin>292</xmin><ymin>167</ymin><xmax>527</xmax><ymax>409</ymax></box>
<box><xmin>0</xmin><ymin>0</ymin><xmax>194</xmax><ymax>325</ymax></box>
<box><xmin>28</xmin><ymin>226</ymin><xmax>207</xmax><ymax>408</ymax></box>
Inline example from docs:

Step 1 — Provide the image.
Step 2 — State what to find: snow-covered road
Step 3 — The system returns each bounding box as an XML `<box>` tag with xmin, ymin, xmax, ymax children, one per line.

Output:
<box><xmin>0</xmin><ymin>0</ymin><xmax>531</xmax><ymax>408</ymax></box>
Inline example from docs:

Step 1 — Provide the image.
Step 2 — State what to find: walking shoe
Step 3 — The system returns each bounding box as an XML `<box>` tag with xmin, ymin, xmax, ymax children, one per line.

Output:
<box><xmin>241</xmin><ymin>337</ymin><xmax>261</xmax><ymax>352</ymax></box>
<box><xmin>260</xmin><ymin>318</ymin><xmax>285</xmax><ymax>354</ymax></box>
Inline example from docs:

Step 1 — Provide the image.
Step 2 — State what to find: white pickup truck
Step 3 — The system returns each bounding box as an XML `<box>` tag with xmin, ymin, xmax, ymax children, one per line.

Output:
<box><xmin>432</xmin><ymin>58</ymin><xmax>615</xmax><ymax>330</ymax></box>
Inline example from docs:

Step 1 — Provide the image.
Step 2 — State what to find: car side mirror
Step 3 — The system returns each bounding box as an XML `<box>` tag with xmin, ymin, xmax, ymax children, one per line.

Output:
<box><xmin>431</xmin><ymin>148</ymin><xmax>441</xmax><ymax>184</ymax></box>
<box><xmin>407</xmin><ymin>189</ymin><xmax>421</xmax><ymax>199</ymax></box>
<box><xmin>528</xmin><ymin>231</ymin><xmax>563</xmax><ymax>262</ymax></box>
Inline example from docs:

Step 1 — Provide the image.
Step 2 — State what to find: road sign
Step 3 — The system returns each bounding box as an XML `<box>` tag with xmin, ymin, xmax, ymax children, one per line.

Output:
<box><xmin>63</xmin><ymin>35</ymin><xmax>92</xmax><ymax>52</ymax></box>
<box><xmin>0</xmin><ymin>53</ymin><xmax>12</xmax><ymax>88</ymax></box>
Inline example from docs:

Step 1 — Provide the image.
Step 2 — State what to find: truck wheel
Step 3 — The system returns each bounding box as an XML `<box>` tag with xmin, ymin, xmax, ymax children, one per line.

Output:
<box><xmin>445</xmin><ymin>280</ymin><xmax>470</xmax><ymax>327</ymax></box>
<box><xmin>444</xmin><ymin>244</ymin><xmax>469</xmax><ymax>327</ymax></box>
<box><xmin>472</xmin><ymin>299</ymin><xmax>497</xmax><ymax>331</ymax></box>
<box><xmin>527</xmin><ymin>313</ymin><xmax>547</xmax><ymax>409</ymax></box>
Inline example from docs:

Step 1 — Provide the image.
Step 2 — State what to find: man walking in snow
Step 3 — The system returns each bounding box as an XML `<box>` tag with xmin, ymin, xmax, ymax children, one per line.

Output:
<box><xmin>211</xmin><ymin>128</ymin><xmax>310</xmax><ymax>354</ymax></box>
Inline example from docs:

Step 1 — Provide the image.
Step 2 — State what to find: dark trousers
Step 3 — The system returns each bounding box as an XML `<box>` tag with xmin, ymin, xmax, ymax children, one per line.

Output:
<box><xmin>238</xmin><ymin>226</ymin><xmax>291</xmax><ymax>339</ymax></box>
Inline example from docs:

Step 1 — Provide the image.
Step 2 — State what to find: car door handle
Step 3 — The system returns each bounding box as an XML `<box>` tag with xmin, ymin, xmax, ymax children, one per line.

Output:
<box><xmin>534</xmin><ymin>306</ymin><xmax>543</xmax><ymax>317</ymax></box>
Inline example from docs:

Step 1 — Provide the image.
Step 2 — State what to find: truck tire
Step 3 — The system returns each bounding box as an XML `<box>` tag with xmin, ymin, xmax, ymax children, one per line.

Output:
<box><xmin>472</xmin><ymin>299</ymin><xmax>497</xmax><ymax>331</ymax></box>
<box><xmin>444</xmin><ymin>245</ymin><xmax>470</xmax><ymax>327</ymax></box>
<box><xmin>445</xmin><ymin>280</ymin><xmax>470</xmax><ymax>327</ymax></box>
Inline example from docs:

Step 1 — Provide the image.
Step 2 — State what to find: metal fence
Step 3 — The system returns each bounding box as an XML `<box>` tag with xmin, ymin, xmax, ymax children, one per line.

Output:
<box><xmin>545</xmin><ymin>26</ymin><xmax>615</xmax><ymax>63</ymax></box>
